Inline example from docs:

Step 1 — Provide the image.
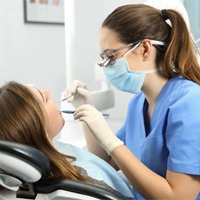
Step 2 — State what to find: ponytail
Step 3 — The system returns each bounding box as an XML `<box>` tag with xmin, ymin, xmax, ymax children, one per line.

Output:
<box><xmin>162</xmin><ymin>9</ymin><xmax>200</xmax><ymax>84</ymax></box>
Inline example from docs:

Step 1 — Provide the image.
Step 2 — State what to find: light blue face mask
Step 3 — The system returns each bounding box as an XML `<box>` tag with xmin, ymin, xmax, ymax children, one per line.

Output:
<box><xmin>103</xmin><ymin>40</ymin><xmax>164</xmax><ymax>94</ymax></box>
<box><xmin>103</xmin><ymin>57</ymin><xmax>146</xmax><ymax>94</ymax></box>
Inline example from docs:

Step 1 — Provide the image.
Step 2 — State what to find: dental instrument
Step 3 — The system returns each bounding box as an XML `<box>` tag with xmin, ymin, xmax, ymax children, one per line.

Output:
<box><xmin>58</xmin><ymin>79</ymin><xmax>93</xmax><ymax>103</ymax></box>
<box><xmin>61</xmin><ymin>110</ymin><xmax>110</xmax><ymax>117</ymax></box>
<box><xmin>58</xmin><ymin>85</ymin><xmax>86</xmax><ymax>103</ymax></box>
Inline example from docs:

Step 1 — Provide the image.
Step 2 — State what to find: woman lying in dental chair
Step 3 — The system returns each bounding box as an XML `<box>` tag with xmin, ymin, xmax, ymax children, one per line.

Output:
<box><xmin>0</xmin><ymin>81</ymin><xmax>133</xmax><ymax>198</ymax></box>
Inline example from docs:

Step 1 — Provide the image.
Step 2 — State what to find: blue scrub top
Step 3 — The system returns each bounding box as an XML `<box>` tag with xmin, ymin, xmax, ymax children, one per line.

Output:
<box><xmin>117</xmin><ymin>76</ymin><xmax>200</xmax><ymax>199</ymax></box>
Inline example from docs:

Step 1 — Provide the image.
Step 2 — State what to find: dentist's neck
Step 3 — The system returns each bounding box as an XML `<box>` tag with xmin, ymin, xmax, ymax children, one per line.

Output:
<box><xmin>142</xmin><ymin>72</ymin><xmax>168</xmax><ymax>106</ymax></box>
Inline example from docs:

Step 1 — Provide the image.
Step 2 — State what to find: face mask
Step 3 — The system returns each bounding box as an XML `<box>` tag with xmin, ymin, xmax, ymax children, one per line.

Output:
<box><xmin>103</xmin><ymin>40</ymin><xmax>164</xmax><ymax>94</ymax></box>
<box><xmin>103</xmin><ymin>57</ymin><xmax>146</xmax><ymax>94</ymax></box>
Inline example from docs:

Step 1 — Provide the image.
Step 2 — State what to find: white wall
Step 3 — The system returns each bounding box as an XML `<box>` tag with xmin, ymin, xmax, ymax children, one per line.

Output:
<box><xmin>0</xmin><ymin>0</ymin><xmax>66</xmax><ymax>102</ymax></box>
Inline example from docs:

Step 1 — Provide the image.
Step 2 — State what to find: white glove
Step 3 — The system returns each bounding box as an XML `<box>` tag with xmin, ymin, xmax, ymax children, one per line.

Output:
<box><xmin>73</xmin><ymin>104</ymin><xmax>124</xmax><ymax>155</ymax></box>
<box><xmin>63</xmin><ymin>80</ymin><xmax>91</xmax><ymax>108</ymax></box>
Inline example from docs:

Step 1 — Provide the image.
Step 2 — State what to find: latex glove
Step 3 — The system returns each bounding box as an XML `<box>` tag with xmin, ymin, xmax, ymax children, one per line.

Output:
<box><xmin>63</xmin><ymin>80</ymin><xmax>91</xmax><ymax>108</ymax></box>
<box><xmin>73</xmin><ymin>104</ymin><xmax>124</xmax><ymax>155</ymax></box>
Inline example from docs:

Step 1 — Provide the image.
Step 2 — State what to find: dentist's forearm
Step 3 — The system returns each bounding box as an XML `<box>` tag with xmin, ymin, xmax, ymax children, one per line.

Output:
<box><xmin>111</xmin><ymin>145</ymin><xmax>200</xmax><ymax>199</ymax></box>
<box><xmin>82</xmin><ymin>123</ymin><xmax>110</xmax><ymax>162</ymax></box>
<box><xmin>82</xmin><ymin>123</ymin><xmax>119</xmax><ymax>170</ymax></box>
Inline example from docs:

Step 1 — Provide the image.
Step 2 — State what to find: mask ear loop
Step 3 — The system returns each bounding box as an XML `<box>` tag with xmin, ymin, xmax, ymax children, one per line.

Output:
<box><xmin>124</xmin><ymin>40</ymin><xmax>164</xmax><ymax>58</ymax></box>
<box><xmin>124</xmin><ymin>42</ymin><xmax>141</xmax><ymax>57</ymax></box>
<box><xmin>123</xmin><ymin>42</ymin><xmax>142</xmax><ymax>72</ymax></box>
<box><xmin>124</xmin><ymin>40</ymin><xmax>165</xmax><ymax>72</ymax></box>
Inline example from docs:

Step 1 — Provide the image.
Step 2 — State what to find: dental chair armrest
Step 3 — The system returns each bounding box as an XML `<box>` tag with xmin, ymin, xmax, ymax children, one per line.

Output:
<box><xmin>34</xmin><ymin>179</ymin><xmax>133</xmax><ymax>200</ymax></box>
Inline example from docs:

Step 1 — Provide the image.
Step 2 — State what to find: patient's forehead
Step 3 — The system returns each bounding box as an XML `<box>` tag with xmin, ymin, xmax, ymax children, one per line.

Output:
<box><xmin>26</xmin><ymin>85</ymin><xmax>44</xmax><ymax>103</ymax></box>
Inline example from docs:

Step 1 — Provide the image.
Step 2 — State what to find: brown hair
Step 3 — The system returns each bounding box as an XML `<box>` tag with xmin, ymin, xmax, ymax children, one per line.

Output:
<box><xmin>0</xmin><ymin>81</ymin><xmax>88</xmax><ymax>187</ymax></box>
<box><xmin>102</xmin><ymin>4</ymin><xmax>200</xmax><ymax>84</ymax></box>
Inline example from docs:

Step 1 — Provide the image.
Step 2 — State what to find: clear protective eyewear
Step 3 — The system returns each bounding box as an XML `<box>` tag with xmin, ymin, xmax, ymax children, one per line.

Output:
<box><xmin>97</xmin><ymin>40</ymin><xmax>165</xmax><ymax>68</ymax></box>
<box><xmin>97</xmin><ymin>42</ymin><xmax>140</xmax><ymax>68</ymax></box>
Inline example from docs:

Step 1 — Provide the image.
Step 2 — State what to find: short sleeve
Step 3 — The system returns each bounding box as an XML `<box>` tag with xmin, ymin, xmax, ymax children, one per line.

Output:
<box><xmin>166</xmin><ymin>88</ymin><xmax>200</xmax><ymax>175</ymax></box>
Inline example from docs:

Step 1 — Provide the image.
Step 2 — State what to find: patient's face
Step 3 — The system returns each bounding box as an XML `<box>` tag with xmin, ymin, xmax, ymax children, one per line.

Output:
<box><xmin>28</xmin><ymin>86</ymin><xmax>65</xmax><ymax>141</ymax></box>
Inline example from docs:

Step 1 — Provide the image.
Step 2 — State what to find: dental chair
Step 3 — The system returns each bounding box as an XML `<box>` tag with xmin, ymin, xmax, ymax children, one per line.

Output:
<box><xmin>0</xmin><ymin>140</ymin><xmax>132</xmax><ymax>200</ymax></box>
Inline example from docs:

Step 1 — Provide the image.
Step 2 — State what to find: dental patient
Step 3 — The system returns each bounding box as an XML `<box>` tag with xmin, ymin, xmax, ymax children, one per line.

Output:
<box><xmin>0</xmin><ymin>81</ymin><xmax>133</xmax><ymax>198</ymax></box>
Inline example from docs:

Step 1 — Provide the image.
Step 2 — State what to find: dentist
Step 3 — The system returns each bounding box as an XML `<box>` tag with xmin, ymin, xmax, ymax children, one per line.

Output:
<box><xmin>66</xmin><ymin>4</ymin><xmax>200</xmax><ymax>199</ymax></box>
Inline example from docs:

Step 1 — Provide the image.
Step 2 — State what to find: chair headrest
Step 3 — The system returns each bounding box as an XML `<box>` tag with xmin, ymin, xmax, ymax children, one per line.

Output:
<box><xmin>0</xmin><ymin>140</ymin><xmax>50</xmax><ymax>191</ymax></box>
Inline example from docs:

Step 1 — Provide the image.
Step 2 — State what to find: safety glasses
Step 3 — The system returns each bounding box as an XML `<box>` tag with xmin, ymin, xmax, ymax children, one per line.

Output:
<box><xmin>97</xmin><ymin>42</ymin><xmax>139</xmax><ymax>68</ymax></box>
<box><xmin>97</xmin><ymin>39</ymin><xmax>165</xmax><ymax>68</ymax></box>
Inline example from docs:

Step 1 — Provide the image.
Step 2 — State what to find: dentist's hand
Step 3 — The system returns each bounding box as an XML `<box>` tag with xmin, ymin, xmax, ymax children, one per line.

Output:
<box><xmin>73</xmin><ymin>104</ymin><xmax>124</xmax><ymax>155</ymax></box>
<box><xmin>64</xmin><ymin>80</ymin><xmax>91</xmax><ymax>108</ymax></box>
